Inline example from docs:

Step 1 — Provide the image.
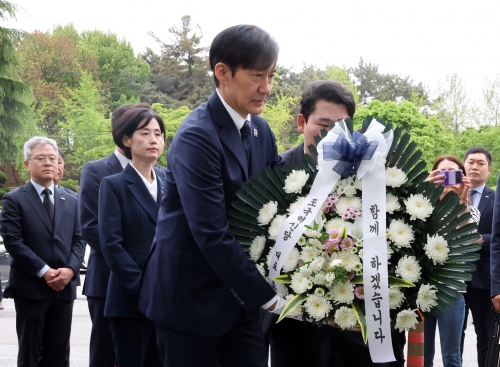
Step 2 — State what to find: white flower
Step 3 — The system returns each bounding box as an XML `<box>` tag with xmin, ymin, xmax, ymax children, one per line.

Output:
<box><xmin>304</xmin><ymin>229</ymin><xmax>322</xmax><ymax>238</ymax></box>
<box><xmin>386</xmin><ymin>167</ymin><xmax>408</xmax><ymax>188</ymax></box>
<box><xmin>330</xmin><ymin>259</ymin><xmax>343</xmax><ymax>268</ymax></box>
<box><xmin>287</xmin><ymin>196</ymin><xmax>306</xmax><ymax>215</ymax></box>
<box><xmin>336</xmin><ymin>251</ymin><xmax>360</xmax><ymax>272</ymax></box>
<box><xmin>308</xmin><ymin>238</ymin><xmax>323</xmax><ymax>249</ymax></box>
<box><xmin>284</xmin><ymin>169</ymin><xmax>309</xmax><ymax>194</ymax></box>
<box><xmin>249</xmin><ymin>236</ymin><xmax>266</xmax><ymax>261</ymax></box>
<box><xmin>268</xmin><ymin>215</ymin><xmax>287</xmax><ymax>240</ymax></box>
<box><xmin>387</xmin><ymin>219</ymin><xmax>415</xmax><ymax>248</ymax></box>
<box><xmin>304</xmin><ymin>295</ymin><xmax>332</xmax><ymax>321</ymax></box>
<box><xmin>282</xmin><ymin>247</ymin><xmax>300</xmax><ymax>272</ymax></box>
<box><xmin>395</xmin><ymin>255</ymin><xmax>422</xmax><ymax>283</ymax></box>
<box><xmin>299</xmin><ymin>264</ymin><xmax>313</xmax><ymax>277</ymax></box>
<box><xmin>309</xmin><ymin>257</ymin><xmax>325</xmax><ymax>272</ymax></box>
<box><xmin>334</xmin><ymin>306</ymin><xmax>358</xmax><ymax>329</ymax></box>
<box><xmin>337</xmin><ymin>177</ymin><xmax>358</xmax><ymax>197</ymax></box>
<box><xmin>416</xmin><ymin>284</ymin><xmax>438</xmax><ymax>312</ymax></box>
<box><xmin>424</xmin><ymin>234</ymin><xmax>450</xmax><ymax>265</ymax></box>
<box><xmin>389</xmin><ymin>287</ymin><xmax>405</xmax><ymax>309</ymax></box>
<box><xmin>255</xmin><ymin>263</ymin><xmax>266</xmax><ymax>278</ymax></box>
<box><xmin>284</xmin><ymin>294</ymin><xmax>302</xmax><ymax>317</ymax></box>
<box><xmin>300</xmin><ymin>247</ymin><xmax>320</xmax><ymax>263</ymax></box>
<box><xmin>325</xmin><ymin>272</ymin><xmax>336</xmax><ymax>284</ymax></box>
<box><xmin>346</xmin><ymin>218</ymin><xmax>363</xmax><ymax>241</ymax></box>
<box><xmin>313</xmin><ymin>272</ymin><xmax>327</xmax><ymax>285</ymax></box>
<box><xmin>257</xmin><ymin>201</ymin><xmax>278</xmax><ymax>225</ymax></box>
<box><xmin>404</xmin><ymin>194</ymin><xmax>433</xmax><ymax>221</ymax></box>
<box><xmin>358</xmin><ymin>249</ymin><xmax>364</xmax><ymax>258</ymax></box>
<box><xmin>331</xmin><ymin>281</ymin><xmax>355</xmax><ymax>304</ymax></box>
<box><xmin>386</xmin><ymin>193</ymin><xmax>402</xmax><ymax>214</ymax></box>
<box><xmin>325</xmin><ymin>219</ymin><xmax>346</xmax><ymax>234</ymax></box>
<box><xmin>297</xmin><ymin>237</ymin><xmax>306</xmax><ymax>246</ymax></box>
<box><xmin>314</xmin><ymin>288</ymin><xmax>326</xmax><ymax>297</ymax></box>
<box><xmin>387</xmin><ymin>244</ymin><xmax>394</xmax><ymax>260</ymax></box>
<box><xmin>335</xmin><ymin>197</ymin><xmax>362</xmax><ymax>216</ymax></box>
<box><xmin>395</xmin><ymin>309</ymin><xmax>419</xmax><ymax>332</ymax></box>
<box><xmin>290</xmin><ymin>272</ymin><xmax>309</xmax><ymax>294</ymax></box>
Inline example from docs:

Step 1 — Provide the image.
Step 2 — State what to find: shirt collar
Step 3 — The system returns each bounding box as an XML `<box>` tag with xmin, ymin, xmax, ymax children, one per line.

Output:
<box><xmin>114</xmin><ymin>148</ymin><xmax>131</xmax><ymax>169</ymax></box>
<box><xmin>31</xmin><ymin>179</ymin><xmax>55</xmax><ymax>196</ymax></box>
<box><xmin>216</xmin><ymin>89</ymin><xmax>250</xmax><ymax>132</ymax></box>
<box><xmin>129</xmin><ymin>163</ymin><xmax>158</xmax><ymax>200</ymax></box>
<box><xmin>473</xmin><ymin>183</ymin><xmax>485</xmax><ymax>195</ymax></box>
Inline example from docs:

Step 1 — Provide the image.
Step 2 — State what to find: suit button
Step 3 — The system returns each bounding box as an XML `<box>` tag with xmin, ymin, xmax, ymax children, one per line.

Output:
<box><xmin>53</xmin><ymin>243</ymin><xmax>56</xmax><ymax>246</ymax></box>
<box><xmin>241</xmin><ymin>301</ymin><xmax>245</xmax><ymax>305</ymax></box>
<box><xmin>230</xmin><ymin>289</ymin><xmax>235</xmax><ymax>294</ymax></box>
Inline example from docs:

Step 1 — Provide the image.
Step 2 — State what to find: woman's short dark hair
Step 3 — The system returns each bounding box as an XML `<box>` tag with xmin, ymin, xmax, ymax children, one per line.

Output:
<box><xmin>432</xmin><ymin>155</ymin><xmax>466</xmax><ymax>174</ymax></box>
<box><xmin>300</xmin><ymin>81</ymin><xmax>356</xmax><ymax>122</ymax></box>
<box><xmin>112</xmin><ymin>107</ymin><xmax>165</xmax><ymax>159</ymax></box>
<box><xmin>209</xmin><ymin>24</ymin><xmax>279</xmax><ymax>87</ymax></box>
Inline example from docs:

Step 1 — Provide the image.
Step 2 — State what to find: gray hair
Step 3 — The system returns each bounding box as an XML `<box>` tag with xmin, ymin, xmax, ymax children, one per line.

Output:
<box><xmin>24</xmin><ymin>137</ymin><xmax>58</xmax><ymax>161</ymax></box>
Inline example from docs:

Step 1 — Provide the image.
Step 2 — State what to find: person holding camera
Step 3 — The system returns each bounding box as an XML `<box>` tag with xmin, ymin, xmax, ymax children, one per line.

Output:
<box><xmin>424</xmin><ymin>155</ymin><xmax>481</xmax><ymax>367</ymax></box>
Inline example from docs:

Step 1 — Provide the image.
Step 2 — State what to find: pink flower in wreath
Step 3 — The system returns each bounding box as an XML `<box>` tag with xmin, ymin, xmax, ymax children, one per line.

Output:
<box><xmin>355</xmin><ymin>286</ymin><xmax>364</xmax><ymax>300</ymax></box>
<box><xmin>341</xmin><ymin>237</ymin><xmax>354</xmax><ymax>251</ymax></box>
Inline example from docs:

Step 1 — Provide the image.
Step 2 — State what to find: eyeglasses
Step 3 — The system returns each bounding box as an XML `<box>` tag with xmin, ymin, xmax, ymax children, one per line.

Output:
<box><xmin>28</xmin><ymin>156</ymin><xmax>58</xmax><ymax>163</ymax></box>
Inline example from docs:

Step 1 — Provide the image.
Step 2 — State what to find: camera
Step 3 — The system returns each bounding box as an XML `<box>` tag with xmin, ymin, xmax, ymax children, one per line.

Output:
<box><xmin>442</xmin><ymin>170</ymin><xmax>463</xmax><ymax>186</ymax></box>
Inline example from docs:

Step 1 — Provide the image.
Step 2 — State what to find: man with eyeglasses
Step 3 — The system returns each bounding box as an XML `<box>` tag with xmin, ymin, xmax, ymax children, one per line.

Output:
<box><xmin>0</xmin><ymin>136</ymin><xmax>86</xmax><ymax>367</ymax></box>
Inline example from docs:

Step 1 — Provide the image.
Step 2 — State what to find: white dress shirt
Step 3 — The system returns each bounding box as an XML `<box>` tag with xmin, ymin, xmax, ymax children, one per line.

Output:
<box><xmin>129</xmin><ymin>163</ymin><xmax>158</xmax><ymax>202</ymax></box>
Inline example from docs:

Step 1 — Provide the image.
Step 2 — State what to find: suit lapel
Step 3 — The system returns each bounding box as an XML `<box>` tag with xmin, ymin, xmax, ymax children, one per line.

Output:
<box><xmin>23</xmin><ymin>182</ymin><xmax>53</xmax><ymax>233</ymax></box>
<box><xmin>53</xmin><ymin>187</ymin><xmax>65</xmax><ymax>233</ymax></box>
<box><xmin>123</xmin><ymin>165</ymin><xmax>159</xmax><ymax>224</ymax></box>
<box><xmin>107</xmin><ymin>153</ymin><xmax>124</xmax><ymax>176</ymax></box>
<box><xmin>208</xmin><ymin>92</ymin><xmax>248</xmax><ymax>180</ymax></box>
<box><xmin>478</xmin><ymin>186</ymin><xmax>493</xmax><ymax>214</ymax></box>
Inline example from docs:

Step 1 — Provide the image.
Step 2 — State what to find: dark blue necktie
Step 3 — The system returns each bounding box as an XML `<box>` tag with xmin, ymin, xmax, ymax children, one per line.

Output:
<box><xmin>241</xmin><ymin>121</ymin><xmax>251</xmax><ymax>166</ymax></box>
<box><xmin>470</xmin><ymin>189</ymin><xmax>478</xmax><ymax>206</ymax></box>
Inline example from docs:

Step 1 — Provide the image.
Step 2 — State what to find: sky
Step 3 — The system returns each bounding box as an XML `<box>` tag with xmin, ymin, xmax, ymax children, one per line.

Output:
<box><xmin>5</xmin><ymin>0</ymin><xmax>500</xmax><ymax>99</ymax></box>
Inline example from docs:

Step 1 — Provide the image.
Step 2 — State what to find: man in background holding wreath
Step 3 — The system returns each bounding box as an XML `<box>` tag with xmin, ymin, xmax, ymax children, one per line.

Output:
<box><xmin>270</xmin><ymin>80</ymin><xmax>405</xmax><ymax>367</ymax></box>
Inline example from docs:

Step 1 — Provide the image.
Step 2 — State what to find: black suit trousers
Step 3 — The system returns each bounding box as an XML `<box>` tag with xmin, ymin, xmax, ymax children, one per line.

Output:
<box><xmin>154</xmin><ymin>308</ymin><xmax>268</xmax><ymax>367</ymax></box>
<box><xmin>14</xmin><ymin>293</ymin><xmax>73</xmax><ymax>367</ymax></box>
<box><xmin>462</xmin><ymin>288</ymin><xmax>493</xmax><ymax>367</ymax></box>
<box><xmin>87</xmin><ymin>296</ymin><xmax>115</xmax><ymax>367</ymax></box>
<box><xmin>109</xmin><ymin>317</ymin><xmax>161</xmax><ymax>367</ymax></box>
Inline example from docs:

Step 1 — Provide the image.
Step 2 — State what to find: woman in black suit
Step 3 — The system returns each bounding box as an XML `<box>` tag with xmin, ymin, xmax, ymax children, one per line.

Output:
<box><xmin>98</xmin><ymin>107</ymin><xmax>165</xmax><ymax>367</ymax></box>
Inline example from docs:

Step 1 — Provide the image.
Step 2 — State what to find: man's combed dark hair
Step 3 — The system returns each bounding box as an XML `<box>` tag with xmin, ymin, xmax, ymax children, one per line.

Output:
<box><xmin>464</xmin><ymin>146</ymin><xmax>492</xmax><ymax>166</ymax></box>
<box><xmin>300</xmin><ymin>80</ymin><xmax>356</xmax><ymax>122</ymax></box>
<box><xmin>209</xmin><ymin>25</ymin><xmax>279</xmax><ymax>87</ymax></box>
<box><xmin>112</xmin><ymin>107</ymin><xmax>165</xmax><ymax>159</ymax></box>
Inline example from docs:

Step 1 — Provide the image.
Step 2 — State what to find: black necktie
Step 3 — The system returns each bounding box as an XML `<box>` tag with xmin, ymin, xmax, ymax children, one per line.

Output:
<box><xmin>42</xmin><ymin>188</ymin><xmax>54</xmax><ymax>226</ymax></box>
<box><xmin>241</xmin><ymin>121</ymin><xmax>251</xmax><ymax>166</ymax></box>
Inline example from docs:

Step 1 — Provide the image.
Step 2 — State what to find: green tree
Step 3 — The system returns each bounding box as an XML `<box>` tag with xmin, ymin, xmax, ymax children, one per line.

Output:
<box><xmin>350</xmin><ymin>58</ymin><xmax>429</xmax><ymax>105</ymax></box>
<box><xmin>147</xmin><ymin>15</ymin><xmax>213</xmax><ymax>108</ymax></box>
<box><xmin>261</xmin><ymin>92</ymin><xmax>298</xmax><ymax>153</ymax></box>
<box><xmin>17</xmin><ymin>28</ymin><xmax>101</xmax><ymax>137</ymax></box>
<box><xmin>0</xmin><ymin>0</ymin><xmax>35</xmax><ymax>163</ymax></box>
<box><xmin>433</xmin><ymin>73</ymin><xmax>471</xmax><ymax>137</ymax></box>
<box><xmin>479</xmin><ymin>75</ymin><xmax>500</xmax><ymax>126</ymax></box>
<box><xmin>325</xmin><ymin>65</ymin><xmax>360</xmax><ymax>105</ymax></box>
<box><xmin>354</xmin><ymin>100</ymin><xmax>454</xmax><ymax>168</ymax></box>
<box><xmin>59</xmin><ymin>71</ymin><xmax>114</xmax><ymax>175</ymax></box>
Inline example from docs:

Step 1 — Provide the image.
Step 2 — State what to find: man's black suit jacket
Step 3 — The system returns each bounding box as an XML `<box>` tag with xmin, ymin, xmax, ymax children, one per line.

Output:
<box><xmin>0</xmin><ymin>182</ymin><xmax>85</xmax><ymax>300</ymax></box>
<box><xmin>79</xmin><ymin>153</ymin><xmax>123</xmax><ymax>298</ymax></box>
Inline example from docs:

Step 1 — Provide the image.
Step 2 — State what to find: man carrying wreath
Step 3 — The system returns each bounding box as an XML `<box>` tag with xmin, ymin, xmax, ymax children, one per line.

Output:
<box><xmin>137</xmin><ymin>25</ymin><xmax>285</xmax><ymax>367</ymax></box>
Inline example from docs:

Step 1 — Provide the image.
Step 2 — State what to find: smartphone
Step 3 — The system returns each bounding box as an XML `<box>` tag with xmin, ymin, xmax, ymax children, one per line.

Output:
<box><xmin>442</xmin><ymin>170</ymin><xmax>463</xmax><ymax>186</ymax></box>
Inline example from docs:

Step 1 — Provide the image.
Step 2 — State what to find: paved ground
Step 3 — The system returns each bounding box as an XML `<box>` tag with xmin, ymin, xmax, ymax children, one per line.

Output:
<box><xmin>0</xmin><ymin>275</ymin><xmax>481</xmax><ymax>366</ymax></box>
